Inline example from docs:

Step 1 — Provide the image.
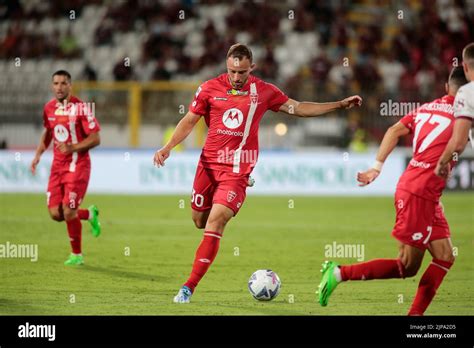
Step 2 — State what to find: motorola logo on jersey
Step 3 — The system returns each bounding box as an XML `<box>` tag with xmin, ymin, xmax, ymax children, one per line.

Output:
<box><xmin>222</xmin><ymin>108</ymin><xmax>244</xmax><ymax>129</ymax></box>
<box><xmin>54</xmin><ymin>124</ymin><xmax>69</xmax><ymax>142</ymax></box>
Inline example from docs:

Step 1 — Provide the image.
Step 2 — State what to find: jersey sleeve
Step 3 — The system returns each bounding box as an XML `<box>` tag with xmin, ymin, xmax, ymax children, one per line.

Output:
<box><xmin>399</xmin><ymin>107</ymin><xmax>418</xmax><ymax>133</ymax></box>
<box><xmin>266</xmin><ymin>82</ymin><xmax>289</xmax><ymax>112</ymax></box>
<box><xmin>189</xmin><ymin>83</ymin><xmax>209</xmax><ymax>116</ymax></box>
<box><xmin>454</xmin><ymin>83</ymin><xmax>474</xmax><ymax>121</ymax></box>
<box><xmin>79</xmin><ymin>103</ymin><xmax>101</xmax><ymax>135</ymax></box>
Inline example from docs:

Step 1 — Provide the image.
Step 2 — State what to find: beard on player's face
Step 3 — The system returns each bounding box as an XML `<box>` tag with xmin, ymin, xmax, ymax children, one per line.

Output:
<box><xmin>52</xmin><ymin>76</ymin><xmax>71</xmax><ymax>103</ymax></box>
<box><xmin>56</xmin><ymin>92</ymin><xmax>69</xmax><ymax>102</ymax></box>
<box><xmin>228</xmin><ymin>74</ymin><xmax>248</xmax><ymax>89</ymax></box>
<box><xmin>55</xmin><ymin>93</ymin><xmax>69</xmax><ymax>103</ymax></box>
<box><xmin>53</xmin><ymin>86</ymin><xmax>70</xmax><ymax>102</ymax></box>
<box><xmin>226</xmin><ymin>57</ymin><xmax>253</xmax><ymax>89</ymax></box>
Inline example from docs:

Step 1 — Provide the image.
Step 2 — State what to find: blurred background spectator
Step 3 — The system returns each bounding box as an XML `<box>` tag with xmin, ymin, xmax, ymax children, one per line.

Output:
<box><xmin>1</xmin><ymin>0</ymin><xmax>473</xmax><ymax>149</ymax></box>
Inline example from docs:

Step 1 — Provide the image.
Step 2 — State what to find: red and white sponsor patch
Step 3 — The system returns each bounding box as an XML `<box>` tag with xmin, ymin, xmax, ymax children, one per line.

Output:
<box><xmin>227</xmin><ymin>190</ymin><xmax>237</xmax><ymax>202</ymax></box>
<box><xmin>250</xmin><ymin>93</ymin><xmax>258</xmax><ymax>104</ymax></box>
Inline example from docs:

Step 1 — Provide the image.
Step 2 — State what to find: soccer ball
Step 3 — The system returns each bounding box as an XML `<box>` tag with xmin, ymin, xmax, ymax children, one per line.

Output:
<box><xmin>248</xmin><ymin>269</ymin><xmax>281</xmax><ymax>301</ymax></box>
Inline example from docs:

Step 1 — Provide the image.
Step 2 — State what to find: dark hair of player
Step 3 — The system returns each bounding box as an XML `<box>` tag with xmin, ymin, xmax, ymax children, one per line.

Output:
<box><xmin>227</xmin><ymin>43</ymin><xmax>253</xmax><ymax>63</ymax></box>
<box><xmin>52</xmin><ymin>70</ymin><xmax>72</xmax><ymax>82</ymax></box>
<box><xmin>448</xmin><ymin>65</ymin><xmax>468</xmax><ymax>88</ymax></box>
<box><xmin>462</xmin><ymin>43</ymin><xmax>474</xmax><ymax>68</ymax></box>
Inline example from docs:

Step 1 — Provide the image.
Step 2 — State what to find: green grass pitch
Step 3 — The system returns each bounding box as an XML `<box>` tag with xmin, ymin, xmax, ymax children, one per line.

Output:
<box><xmin>0</xmin><ymin>193</ymin><xmax>472</xmax><ymax>315</ymax></box>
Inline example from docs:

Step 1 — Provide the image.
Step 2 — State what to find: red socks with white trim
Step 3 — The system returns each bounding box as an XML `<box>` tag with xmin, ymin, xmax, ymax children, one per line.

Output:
<box><xmin>184</xmin><ymin>231</ymin><xmax>222</xmax><ymax>293</ymax></box>
<box><xmin>77</xmin><ymin>209</ymin><xmax>90</xmax><ymax>220</ymax></box>
<box><xmin>408</xmin><ymin>258</ymin><xmax>453</xmax><ymax>316</ymax></box>
<box><xmin>339</xmin><ymin>257</ymin><xmax>453</xmax><ymax>315</ymax></box>
<box><xmin>340</xmin><ymin>258</ymin><xmax>405</xmax><ymax>280</ymax></box>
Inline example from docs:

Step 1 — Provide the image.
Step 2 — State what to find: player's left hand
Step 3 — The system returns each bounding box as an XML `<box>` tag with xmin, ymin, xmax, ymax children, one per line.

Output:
<box><xmin>153</xmin><ymin>147</ymin><xmax>170</xmax><ymax>167</ymax></box>
<box><xmin>341</xmin><ymin>95</ymin><xmax>362</xmax><ymax>109</ymax></box>
<box><xmin>30</xmin><ymin>156</ymin><xmax>40</xmax><ymax>175</ymax></box>
<box><xmin>57</xmin><ymin>142</ymin><xmax>74</xmax><ymax>154</ymax></box>
<box><xmin>434</xmin><ymin>161</ymin><xmax>451</xmax><ymax>179</ymax></box>
<box><xmin>357</xmin><ymin>168</ymin><xmax>380</xmax><ymax>186</ymax></box>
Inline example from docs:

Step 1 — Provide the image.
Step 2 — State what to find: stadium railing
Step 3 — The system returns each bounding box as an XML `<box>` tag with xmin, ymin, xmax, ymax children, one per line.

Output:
<box><xmin>72</xmin><ymin>81</ymin><xmax>204</xmax><ymax>148</ymax></box>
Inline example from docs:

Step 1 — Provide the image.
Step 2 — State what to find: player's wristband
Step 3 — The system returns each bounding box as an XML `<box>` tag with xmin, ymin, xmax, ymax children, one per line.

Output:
<box><xmin>372</xmin><ymin>160</ymin><xmax>383</xmax><ymax>172</ymax></box>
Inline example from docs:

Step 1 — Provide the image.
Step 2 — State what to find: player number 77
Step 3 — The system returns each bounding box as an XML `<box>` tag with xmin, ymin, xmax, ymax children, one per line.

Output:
<box><xmin>358</xmin><ymin>112</ymin><xmax>451</xmax><ymax>187</ymax></box>
<box><xmin>413</xmin><ymin>113</ymin><xmax>451</xmax><ymax>154</ymax></box>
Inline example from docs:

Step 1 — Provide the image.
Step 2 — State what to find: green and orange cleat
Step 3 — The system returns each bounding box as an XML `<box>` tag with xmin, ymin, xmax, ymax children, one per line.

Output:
<box><xmin>64</xmin><ymin>253</ymin><xmax>84</xmax><ymax>266</ymax></box>
<box><xmin>88</xmin><ymin>205</ymin><xmax>101</xmax><ymax>237</ymax></box>
<box><xmin>317</xmin><ymin>260</ymin><xmax>340</xmax><ymax>306</ymax></box>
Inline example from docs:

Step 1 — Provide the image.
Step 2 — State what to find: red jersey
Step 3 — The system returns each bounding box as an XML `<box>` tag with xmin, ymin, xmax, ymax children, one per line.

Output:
<box><xmin>43</xmin><ymin>96</ymin><xmax>101</xmax><ymax>172</ymax></box>
<box><xmin>397</xmin><ymin>95</ymin><xmax>456</xmax><ymax>202</ymax></box>
<box><xmin>189</xmin><ymin>73</ymin><xmax>288</xmax><ymax>175</ymax></box>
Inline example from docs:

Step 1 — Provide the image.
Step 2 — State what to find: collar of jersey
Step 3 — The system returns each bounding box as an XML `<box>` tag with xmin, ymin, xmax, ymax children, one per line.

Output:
<box><xmin>440</xmin><ymin>94</ymin><xmax>455</xmax><ymax>105</ymax></box>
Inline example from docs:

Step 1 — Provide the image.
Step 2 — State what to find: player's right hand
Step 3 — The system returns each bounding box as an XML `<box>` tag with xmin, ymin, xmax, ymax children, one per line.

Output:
<box><xmin>434</xmin><ymin>161</ymin><xmax>451</xmax><ymax>179</ymax></box>
<box><xmin>30</xmin><ymin>156</ymin><xmax>40</xmax><ymax>175</ymax></box>
<box><xmin>341</xmin><ymin>95</ymin><xmax>363</xmax><ymax>109</ymax></box>
<box><xmin>357</xmin><ymin>168</ymin><xmax>380</xmax><ymax>187</ymax></box>
<box><xmin>153</xmin><ymin>147</ymin><xmax>170</xmax><ymax>167</ymax></box>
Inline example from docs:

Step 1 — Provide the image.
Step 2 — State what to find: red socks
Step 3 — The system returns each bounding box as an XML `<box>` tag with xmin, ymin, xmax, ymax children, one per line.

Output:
<box><xmin>340</xmin><ymin>257</ymin><xmax>453</xmax><ymax>315</ymax></box>
<box><xmin>78</xmin><ymin>209</ymin><xmax>90</xmax><ymax>220</ymax></box>
<box><xmin>184</xmin><ymin>231</ymin><xmax>222</xmax><ymax>292</ymax></box>
<box><xmin>408</xmin><ymin>258</ymin><xmax>453</xmax><ymax>316</ymax></box>
<box><xmin>341</xmin><ymin>259</ymin><xmax>405</xmax><ymax>281</ymax></box>
<box><xmin>66</xmin><ymin>217</ymin><xmax>82</xmax><ymax>254</ymax></box>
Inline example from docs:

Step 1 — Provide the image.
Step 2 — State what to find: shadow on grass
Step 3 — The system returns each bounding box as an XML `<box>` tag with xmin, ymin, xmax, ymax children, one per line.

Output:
<box><xmin>82</xmin><ymin>265</ymin><xmax>168</xmax><ymax>282</ymax></box>
<box><xmin>0</xmin><ymin>298</ymin><xmax>42</xmax><ymax>315</ymax></box>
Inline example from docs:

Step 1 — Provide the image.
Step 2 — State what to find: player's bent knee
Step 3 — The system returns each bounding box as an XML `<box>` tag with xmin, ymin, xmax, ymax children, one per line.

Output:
<box><xmin>62</xmin><ymin>207</ymin><xmax>78</xmax><ymax>221</ymax></box>
<box><xmin>440</xmin><ymin>247</ymin><xmax>456</xmax><ymax>263</ymax></box>
<box><xmin>48</xmin><ymin>209</ymin><xmax>64</xmax><ymax>222</ymax></box>
<box><xmin>193</xmin><ymin>216</ymin><xmax>206</xmax><ymax>229</ymax></box>
<box><xmin>399</xmin><ymin>256</ymin><xmax>421</xmax><ymax>278</ymax></box>
<box><xmin>206</xmin><ymin>215</ymin><xmax>230</xmax><ymax>230</ymax></box>
<box><xmin>192</xmin><ymin>210</ymin><xmax>209</xmax><ymax>229</ymax></box>
<box><xmin>438</xmin><ymin>252</ymin><xmax>455</xmax><ymax>264</ymax></box>
<box><xmin>50</xmin><ymin>213</ymin><xmax>64</xmax><ymax>222</ymax></box>
<box><xmin>404</xmin><ymin>267</ymin><xmax>418</xmax><ymax>278</ymax></box>
<box><xmin>402</xmin><ymin>261</ymin><xmax>421</xmax><ymax>278</ymax></box>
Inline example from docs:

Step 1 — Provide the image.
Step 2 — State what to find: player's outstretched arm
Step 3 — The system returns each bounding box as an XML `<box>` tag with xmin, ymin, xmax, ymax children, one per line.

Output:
<box><xmin>30</xmin><ymin>129</ymin><xmax>53</xmax><ymax>175</ymax></box>
<box><xmin>153</xmin><ymin>111</ymin><xmax>201</xmax><ymax>167</ymax></box>
<box><xmin>278</xmin><ymin>96</ymin><xmax>362</xmax><ymax>117</ymax></box>
<box><xmin>357</xmin><ymin>121</ymin><xmax>409</xmax><ymax>186</ymax></box>
<box><xmin>434</xmin><ymin>118</ymin><xmax>472</xmax><ymax>178</ymax></box>
<box><xmin>57</xmin><ymin>132</ymin><xmax>100</xmax><ymax>155</ymax></box>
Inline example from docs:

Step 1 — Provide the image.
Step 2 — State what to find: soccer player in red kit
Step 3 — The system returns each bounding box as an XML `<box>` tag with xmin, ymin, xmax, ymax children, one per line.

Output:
<box><xmin>153</xmin><ymin>43</ymin><xmax>362</xmax><ymax>303</ymax></box>
<box><xmin>435</xmin><ymin>43</ymin><xmax>474</xmax><ymax>178</ymax></box>
<box><xmin>318</xmin><ymin>66</ymin><xmax>468</xmax><ymax>315</ymax></box>
<box><xmin>30</xmin><ymin>70</ymin><xmax>102</xmax><ymax>266</ymax></box>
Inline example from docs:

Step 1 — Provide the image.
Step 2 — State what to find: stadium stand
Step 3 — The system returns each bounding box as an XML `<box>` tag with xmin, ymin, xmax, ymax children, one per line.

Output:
<box><xmin>1</xmin><ymin>0</ymin><xmax>473</xmax><ymax>148</ymax></box>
